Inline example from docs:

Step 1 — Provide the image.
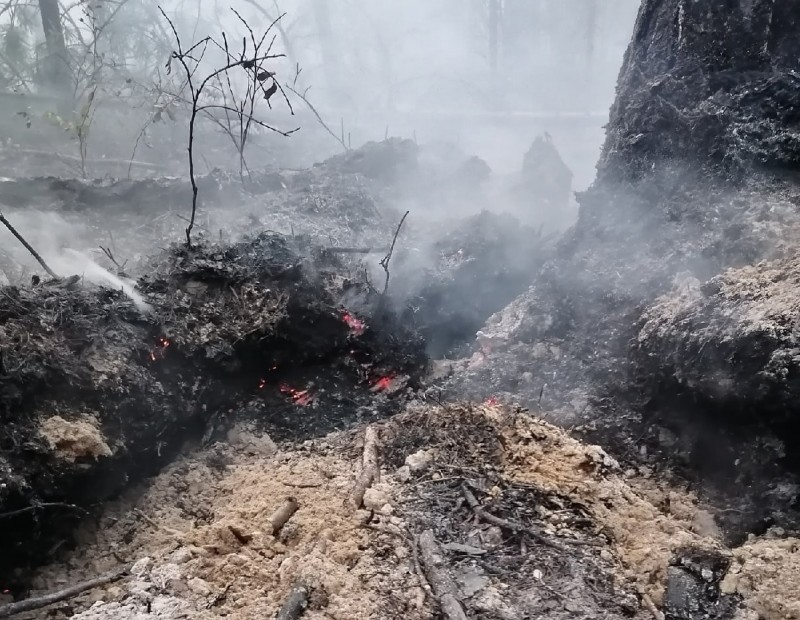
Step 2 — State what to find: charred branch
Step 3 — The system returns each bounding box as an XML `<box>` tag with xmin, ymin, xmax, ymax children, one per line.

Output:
<box><xmin>462</xmin><ymin>485</ymin><xmax>569</xmax><ymax>552</ymax></box>
<box><xmin>0</xmin><ymin>565</ymin><xmax>129</xmax><ymax>618</ymax></box>
<box><xmin>0</xmin><ymin>212</ymin><xmax>58</xmax><ymax>279</ymax></box>
<box><xmin>275</xmin><ymin>582</ymin><xmax>310</xmax><ymax>620</ymax></box>
<box><xmin>416</xmin><ymin>530</ymin><xmax>468</xmax><ymax>620</ymax></box>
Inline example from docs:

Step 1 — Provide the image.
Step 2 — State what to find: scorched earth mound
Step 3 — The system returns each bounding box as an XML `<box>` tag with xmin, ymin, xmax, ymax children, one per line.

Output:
<box><xmin>0</xmin><ymin>232</ymin><xmax>427</xmax><ymax>585</ymax></box>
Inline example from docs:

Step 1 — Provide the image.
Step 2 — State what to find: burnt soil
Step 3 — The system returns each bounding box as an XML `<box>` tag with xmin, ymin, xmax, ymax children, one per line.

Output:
<box><xmin>0</xmin><ymin>232</ymin><xmax>427</xmax><ymax>587</ymax></box>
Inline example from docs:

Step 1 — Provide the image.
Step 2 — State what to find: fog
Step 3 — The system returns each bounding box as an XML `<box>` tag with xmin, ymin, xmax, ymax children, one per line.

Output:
<box><xmin>1</xmin><ymin>0</ymin><xmax>639</xmax><ymax>182</ymax></box>
<box><xmin>0</xmin><ymin>0</ymin><xmax>641</xmax><ymax>284</ymax></box>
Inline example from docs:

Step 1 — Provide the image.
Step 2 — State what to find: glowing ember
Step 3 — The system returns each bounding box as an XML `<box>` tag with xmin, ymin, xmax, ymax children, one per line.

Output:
<box><xmin>149</xmin><ymin>337</ymin><xmax>171</xmax><ymax>362</ymax></box>
<box><xmin>342</xmin><ymin>311</ymin><xmax>366</xmax><ymax>335</ymax></box>
<box><xmin>258</xmin><ymin>378</ymin><xmax>267</xmax><ymax>389</ymax></box>
<box><xmin>371</xmin><ymin>375</ymin><xmax>395</xmax><ymax>392</ymax></box>
<box><xmin>485</xmin><ymin>397</ymin><xmax>500</xmax><ymax>406</ymax></box>
<box><xmin>279</xmin><ymin>383</ymin><xmax>314</xmax><ymax>406</ymax></box>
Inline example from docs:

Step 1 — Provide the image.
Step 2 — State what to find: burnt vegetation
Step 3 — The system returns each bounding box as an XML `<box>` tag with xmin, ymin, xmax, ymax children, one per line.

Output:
<box><xmin>1</xmin><ymin>0</ymin><xmax>800</xmax><ymax>619</ymax></box>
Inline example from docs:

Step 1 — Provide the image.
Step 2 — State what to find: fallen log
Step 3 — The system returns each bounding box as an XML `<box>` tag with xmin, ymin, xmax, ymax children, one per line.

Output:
<box><xmin>417</xmin><ymin>530</ymin><xmax>468</xmax><ymax>620</ymax></box>
<box><xmin>0</xmin><ymin>565</ymin><xmax>129</xmax><ymax>618</ymax></box>
<box><xmin>275</xmin><ymin>582</ymin><xmax>310</xmax><ymax>620</ymax></box>
<box><xmin>349</xmin><ymin>426</ymin><xmax>380</xmax><ymax>509</ymax></box>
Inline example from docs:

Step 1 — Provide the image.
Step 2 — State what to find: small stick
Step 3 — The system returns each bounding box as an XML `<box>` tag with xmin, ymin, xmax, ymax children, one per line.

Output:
<box><xmin>349</xmin><ymin>426</ymin><xmax>380</xmax><ymax>509</ymax></box>
<box><xmin>269</xmin><ymin>497</ymin><xmax>299</xmax><ymax>535</ymax></box>
<box><xmin>0</xmin><ymin>502</ymin><xmax>86</xmax><ymax>520</ymax></box>
<box><xmin>641</xmin><ymin>592</ymin><xmax>665</xmax><ymax>620</ymax></box>
<box><xmin>322</xmin><ymin>247</ymin><xmax>386</xmax><ymax>255</ymax></box>
<box><xmin>275</xmin><ymin>582</ymin><xmax>310</xmax><ymax>620</ymax></box>
<box><xmin>379</xmin><ymin>211</ymin><xmax>409</xmax><ymax>295</ymax></box>
<box><xmin>462</xmin><ymin>485</ymin><xmax>568</xmax><ymax>552</ymax></box>
<box><xmin>0</xmin><ymin>565</ymin><xmax>130</xmax><ymax>618</ymax></box>
<box><xmin>0</xmin><ymin>212</ymin><xmax>58</xmax><ymax>279</ymax></box>
<box><xmin>417</xmin><ymin>530</ymin><xmax>468</xmax><ymax>620</ymax></box>
<box><xmin>133</xmin><ymin>509</ymin><xmax>185</xmax><ymax>538</ymax></box>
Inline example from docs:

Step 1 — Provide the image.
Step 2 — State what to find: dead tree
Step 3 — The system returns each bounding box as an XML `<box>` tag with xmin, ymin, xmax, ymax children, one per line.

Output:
<box><xmin>159</xmin><ymin>6</ymin><xmax>297</xmax><ymax>246</ymax></box>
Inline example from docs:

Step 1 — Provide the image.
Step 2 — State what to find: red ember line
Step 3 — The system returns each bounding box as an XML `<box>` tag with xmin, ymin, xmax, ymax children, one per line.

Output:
<box><xmin>342</xmin><ymin>311</ymin><xmax>366</xmax><ymax>335</ymax></box>
<box><xmin>372</xmin><ymin>375</ymin><xmax>394</xmax><ymax>391</ymax></box>
<box><xmin>279</xmin><ymin>383</ymin><xmax>313</xmax><ymax>406</ymax></box>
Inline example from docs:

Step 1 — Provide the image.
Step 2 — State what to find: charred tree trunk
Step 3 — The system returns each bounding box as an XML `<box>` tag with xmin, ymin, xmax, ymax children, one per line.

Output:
<box><xmin>37</xmin><ymin>0</ymin><xmax>71</xmax><ymax>97</ymax></box>
<box><xmin>599</xmin><ymin>0</ymin><xmax>800</xmax><ymax>182</ymax></box>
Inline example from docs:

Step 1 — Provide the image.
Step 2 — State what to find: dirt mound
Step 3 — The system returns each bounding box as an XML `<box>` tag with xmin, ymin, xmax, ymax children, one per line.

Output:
<box><xmin>632</xmin><ymin>258</ymin><xmax>800</xmax><ymax>520</ymax></box>
<box><xmin>0</xmin><ymin>232</ymin><xmax>426</xmax><ymax>585</ymax></box>
<box><xmin>437</xmin><ymin>2</ymin><xmax>800</xmax><ymax>543</ymax></box>
<box><xmin>14</xmin><ymin>404</ymin><xmax>798</xmax><ymax>619</ymax></box>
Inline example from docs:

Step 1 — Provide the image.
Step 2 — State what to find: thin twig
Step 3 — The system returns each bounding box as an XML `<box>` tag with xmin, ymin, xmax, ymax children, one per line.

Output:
<box><xmin>286</xmin><ymin>85</ymin><xmax>348</xmax><ymax>151</ymax></box>
<box><xmin>99</xmin><ymin>246</ymin><xmax>127</xmax><ymax>274</ymax></box>
<box><xmin>0</xmin><ymin>213</ymin><xmax>58</xmax><ymax>279</ymax></box>
<box><xmin>379</xmin><ymin>211</ymin><xmax>409</xmax><ymax>295</ymax></box>
<box><xmin>0</xmin><ymin>565</ymin><xmax>130</xmax><ymax>618</ymax></box>
<box><xmin>322</xmin><ymin>247</ymin><xmax>386</xmax><ymax>255</ymax></box>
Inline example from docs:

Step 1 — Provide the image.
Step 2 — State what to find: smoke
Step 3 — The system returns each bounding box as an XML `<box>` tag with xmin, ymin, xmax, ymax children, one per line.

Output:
<box><xmin>0</xmin><ymin>0</ymin><xmax>643</xmax><ymax>337</ymax></box>
<box><xmin>56</xmin><ymin>249</ymin><xmax>151</xmax><ymax>313</ymax></box>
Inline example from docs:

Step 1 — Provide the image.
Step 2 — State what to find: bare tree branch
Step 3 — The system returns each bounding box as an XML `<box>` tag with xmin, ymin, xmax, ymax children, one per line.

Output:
<box><xmin>286</xmin><ymin>84</ymin><xmax>348</xmax><ymax>152</ymax></box>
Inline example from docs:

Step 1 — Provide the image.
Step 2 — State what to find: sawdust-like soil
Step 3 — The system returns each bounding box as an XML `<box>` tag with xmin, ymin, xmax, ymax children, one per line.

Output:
<box><xmin>18</xmin><ymin>405</ymin><xmax>800</xmax><ymax>620</ymax></box>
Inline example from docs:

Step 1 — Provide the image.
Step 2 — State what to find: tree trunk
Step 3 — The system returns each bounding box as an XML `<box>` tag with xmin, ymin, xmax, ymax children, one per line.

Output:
<box><xmin>311</xmin><ymin>0</ymin><xmax>342</xmax><ymax>105</ymax></box>
<box><xmin>599</xmin><ymin>0</ymin><xmax>800</xmax><ymax>182</ymax></box>
<box><xmin>488</xmin><ymin>0</ymin><xmax>501</xmax><ymax>74</ymax></box>
<box><xmin>38</xmin><ymin>0</ymin><xmax>71</xmax><ymax>97</ymax></box>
